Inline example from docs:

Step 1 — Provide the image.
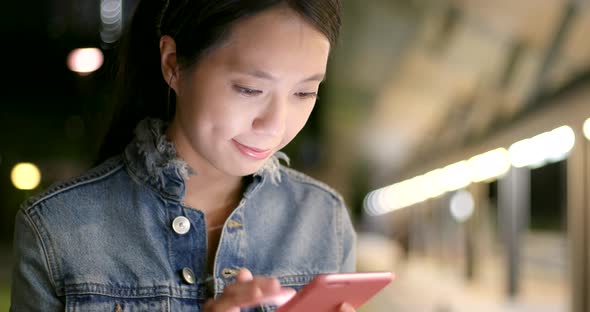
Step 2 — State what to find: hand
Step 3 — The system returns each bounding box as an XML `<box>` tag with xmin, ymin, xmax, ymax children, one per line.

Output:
<box><xmin>339</xmin><ymin>302</ymin><xmax>356</xmax><ymax>312</ymax></box>
<box><xmin>203</xmin><ymin>268</ymin><xmax>296</xmax><ymax>312</ymax></box>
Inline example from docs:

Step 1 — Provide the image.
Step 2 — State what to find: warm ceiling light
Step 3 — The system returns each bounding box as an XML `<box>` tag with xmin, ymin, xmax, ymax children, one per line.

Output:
<box><xmin>509</xmin><ymin>126</ymin><xmax>575</xmax><ymax>168</ymax></box>
<box><xmin>440</xmin><ymin>161</ymin><xmax>471</xmax><ymax>192</ymax></box>
<box><xmin>468</xmin><ymin>148</ymin><xmax>511</xmax><ymax>183</ymax></box>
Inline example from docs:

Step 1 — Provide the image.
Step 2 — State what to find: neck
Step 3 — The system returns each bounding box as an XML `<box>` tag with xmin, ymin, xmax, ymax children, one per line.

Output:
<box><xmin>165</xmin><ymin>121</ymin><xmax>244</xmax><ymax>213</ymax></box>
<box><xmin>184</xmin><ymin>173</ymin><xmax>244</xmax><ymax>213</ymax></box>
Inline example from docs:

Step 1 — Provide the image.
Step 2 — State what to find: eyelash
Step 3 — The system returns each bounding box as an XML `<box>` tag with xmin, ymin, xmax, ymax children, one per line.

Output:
<box><xmin>295</xmin><ymin>92</ymin><xmax>319</xmax><ymax>100</ymax></box>
<box><xmin>234</xmin><ymin>85</ymin><xmax>262</xmax><ymax>96</ymax></box>
<box><xmin>233</xmin><ymin>85</ymin><xmax>318</xmax><ymax>100</ymax></box>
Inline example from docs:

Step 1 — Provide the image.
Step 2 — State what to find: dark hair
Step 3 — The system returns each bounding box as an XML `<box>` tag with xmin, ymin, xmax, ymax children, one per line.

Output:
<box><xmin>95</xmin><ymin>0</ymin><xmax>342</xmax><ymax>165</ymax></box>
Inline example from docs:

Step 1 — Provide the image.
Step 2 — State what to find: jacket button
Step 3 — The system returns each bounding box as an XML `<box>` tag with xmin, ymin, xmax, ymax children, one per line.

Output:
<box><xmin>227</xmin><ymin>219</ymin><xmax>243</xmax><ymax>229</ymax></box>
<box><xmin>222</xmin><ymin>268</ymin><xmax>238</xmax><ymax>278</ymax></box>
<box><xmin>181</xmin><ymin>267</ymin><xmax>195</xmax><ymax>285</ymax></box>
<box><xmin>172</xmin><ymin>216</ymin><xmax>191</xmax><ymax>235</ymax></box>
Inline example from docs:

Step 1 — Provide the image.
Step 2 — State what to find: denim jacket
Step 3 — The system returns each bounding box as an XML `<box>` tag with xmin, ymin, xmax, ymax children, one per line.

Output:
<box><xmin>10</xmin><ymin>118</ymin><xmax>357</xmax><ymax>311</ymax></box>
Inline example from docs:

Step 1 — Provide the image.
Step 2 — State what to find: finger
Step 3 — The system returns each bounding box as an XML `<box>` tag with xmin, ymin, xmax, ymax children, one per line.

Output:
<box><xmin>339</xmin><ymin>302</ymin><xmax>356</xmax><ymax>312</ymax></box>
<box><xmin>214</xmin><ymin>276</ymin><xmax>282</xmax><ymax>310</ymax></box>
<box><xmin>203</xmin><ymin>299</ymin><xmax>239</xmax><ymax>312</ymax></box>
<box><xmin>212</xmin><ymin>285</ymin><xmax>264</xmax><ymax>311</ymax></box>
<box><xmin>254</xmin><ymin>276</ymin><xmax>281</xmax><ymax>295</ymax></box>
<box><xmin>236</xmin><ymin>268</ymin><xmax>254</xmax><ymax>282</ymax></box>
<box><xmin>261</xmin><ymin>287</ymin><xmax>297</xmax><ymax>306</ymax></box>
<box><xmin>228</xmin><ymin>276</ymin><xmax>281</xmax><ymax>299</ymax></box>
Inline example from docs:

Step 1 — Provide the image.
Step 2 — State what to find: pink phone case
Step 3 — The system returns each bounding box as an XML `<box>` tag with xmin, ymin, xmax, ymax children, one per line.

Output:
<box><xmin>274</xmin><ymin>271</ymin><xmax>394</xmax><ymax>312</ymax></box>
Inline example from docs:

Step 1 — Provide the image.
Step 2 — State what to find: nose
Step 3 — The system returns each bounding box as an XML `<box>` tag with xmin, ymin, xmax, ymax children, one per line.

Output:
<box><xmin>252</xmin><ymin>95</ymin><xmax>287</xmax><ymax>137</ymax></box>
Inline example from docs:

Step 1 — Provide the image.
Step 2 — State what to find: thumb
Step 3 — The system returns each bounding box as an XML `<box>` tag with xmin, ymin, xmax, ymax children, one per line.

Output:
<box><xmin>339</xmin><ymin>302</ymin><xmax>356</xmax><ymax>312</ymax></box>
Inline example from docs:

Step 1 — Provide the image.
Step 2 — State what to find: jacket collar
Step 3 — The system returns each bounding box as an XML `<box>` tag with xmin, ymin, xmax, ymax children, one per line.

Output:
<box><xmin>123</xmin><ymin>118</ymin><xmax>288</xmax><ymax>200</ymax></box>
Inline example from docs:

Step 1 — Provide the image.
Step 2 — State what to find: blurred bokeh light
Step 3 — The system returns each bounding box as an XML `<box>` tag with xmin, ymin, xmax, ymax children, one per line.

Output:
<box><xmin>449</xmin><ymin>189</ymin><xmax>475</xmax><ymax>222</ymax></box>
<box><xmin>10</xmin><ymin>163</ymin><xmax>41</xmax><ymax>190</ymax></box>
<box><xmin>66</xmin><ymin>48</ymin><xmax>104</xmax><ymax>75</ymax></box>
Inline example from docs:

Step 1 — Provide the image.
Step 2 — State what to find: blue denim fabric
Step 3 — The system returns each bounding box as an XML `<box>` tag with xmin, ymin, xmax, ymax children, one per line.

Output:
<box><xmin>10</xmin><ymin>119</ymin><xmax>357</xmax><ymax>311</ymax></box>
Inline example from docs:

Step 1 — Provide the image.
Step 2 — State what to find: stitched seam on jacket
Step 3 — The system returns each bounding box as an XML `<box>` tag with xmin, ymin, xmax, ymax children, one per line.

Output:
<box><xmin>278</xmin><ymin>166</ymin><xmax>343</xmax><ymax>203</ymax></box>
<box><xmin>60</xmin><ymin>283</ymin><xmax>208</xmax><ymax>299</ymax></box>
<box><xmin>22</xmin><ymin>157</ymin><xmax>125</xmax><ymax>212</ymax></box>
<box><xmin>21</xmin><ymin>209</ymin><xmax>61</xmax><ymax>295</ymax></box>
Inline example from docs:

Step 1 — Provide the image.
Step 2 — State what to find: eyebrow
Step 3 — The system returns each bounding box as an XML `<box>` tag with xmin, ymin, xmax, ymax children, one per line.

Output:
<box><xmin>241</xmin><ymin>70</ymin><xmax>325</xmax><ymax>83</ymax></box>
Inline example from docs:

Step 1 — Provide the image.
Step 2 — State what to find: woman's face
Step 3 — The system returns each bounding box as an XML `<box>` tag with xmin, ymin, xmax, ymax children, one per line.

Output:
<box><xmin>169</xmin><ymin>6</ymin><xmax>330</xmax><ymax>177</ymax></box>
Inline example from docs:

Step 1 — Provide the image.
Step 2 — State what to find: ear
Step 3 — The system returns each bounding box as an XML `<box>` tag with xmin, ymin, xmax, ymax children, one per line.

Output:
<box><xmin>160</xmin><ymin>35</ymin><xmax>180</xmax><ymax>93</ymax></box>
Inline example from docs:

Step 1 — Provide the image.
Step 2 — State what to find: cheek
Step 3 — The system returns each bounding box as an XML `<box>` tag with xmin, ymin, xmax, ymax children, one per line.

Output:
<box><xmin>181</xmin><ymin>89</ymin><xmax>253</xmax><ymax>138</ymax></box>
<box><xmin>204</xmin><ymin>105</ymin><xmax>252</xmax><ymax>140</ymax></box>
<box><xmin>280</xmin><ymin>105</ymin><xmax>314</xmax><ymax>146</ymax></box>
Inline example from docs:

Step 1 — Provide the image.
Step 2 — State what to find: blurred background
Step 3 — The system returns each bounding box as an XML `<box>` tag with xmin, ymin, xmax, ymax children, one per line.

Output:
<box><xmin>1</xmin><ymin>0</ymin><xmax>590</xmax><ymax>311</ymax></box>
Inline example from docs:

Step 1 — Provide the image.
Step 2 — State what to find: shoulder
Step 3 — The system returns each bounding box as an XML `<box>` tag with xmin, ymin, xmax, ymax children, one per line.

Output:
<box><xmin>277</xmin><ymin>165</ymin><xmax>345</xmax><ymax>206</ymax></box>
<box><xmin>20</xmin><ymin>156</ymin><xmax>126</xmax><ymax>214</ymax></box>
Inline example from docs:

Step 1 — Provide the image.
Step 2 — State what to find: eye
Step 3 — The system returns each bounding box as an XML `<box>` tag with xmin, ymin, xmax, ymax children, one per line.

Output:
<box><xmin>295</xmin><ymin>92</ymin><xmax>318</xmax><ymax>100</ymax></box>
<box><xmin>233</xmin><ymin>85</ymin><xmax>263</xmax><ymax>96</ymax></box>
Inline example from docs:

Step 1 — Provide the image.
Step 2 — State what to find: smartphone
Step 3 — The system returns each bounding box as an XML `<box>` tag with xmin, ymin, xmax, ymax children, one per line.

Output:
<box><xmin>273</xmin><ymin>271</ymin><xmax>394</xmax><ymax>312</ymax></box>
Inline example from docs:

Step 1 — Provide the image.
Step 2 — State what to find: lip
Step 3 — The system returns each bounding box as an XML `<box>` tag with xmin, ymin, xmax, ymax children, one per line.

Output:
<box><xmin>232</xmin><ymin>140</ymin><xmax>273</xmax><ymax>160</ymax></box>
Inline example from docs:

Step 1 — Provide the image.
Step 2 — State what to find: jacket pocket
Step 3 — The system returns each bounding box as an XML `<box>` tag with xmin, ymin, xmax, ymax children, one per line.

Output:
<box><xmin>65</xmin><ymin>294</ymin><xmax>169</xmax><ymax>312</ymax></box>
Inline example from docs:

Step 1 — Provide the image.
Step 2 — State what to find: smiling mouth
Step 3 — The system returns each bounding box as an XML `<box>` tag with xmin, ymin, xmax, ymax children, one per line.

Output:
<box><xmin>232</xmin><ymin>140</ymin><xmax>273</xmax><ymax>160</ymax></box>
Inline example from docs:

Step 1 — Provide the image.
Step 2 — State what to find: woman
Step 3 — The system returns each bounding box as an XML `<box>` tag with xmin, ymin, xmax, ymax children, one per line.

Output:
<box><xmin>11</xmin><ymin>0</ymin><xmax>356</xmax><ymax>311</ymax></box>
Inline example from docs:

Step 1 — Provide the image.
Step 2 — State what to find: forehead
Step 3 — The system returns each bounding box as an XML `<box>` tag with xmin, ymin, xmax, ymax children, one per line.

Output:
<box><xmin>202</xmin><ymin>6</ymin><xmax>331</xmax><ymax>75</ymax></box>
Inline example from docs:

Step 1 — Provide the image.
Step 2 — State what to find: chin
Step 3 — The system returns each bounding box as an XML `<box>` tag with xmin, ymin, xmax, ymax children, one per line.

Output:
<box><xmin>224</xmin><ymin>160</ymin><xmax>268</xmax><ymax>177</ymax></box>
